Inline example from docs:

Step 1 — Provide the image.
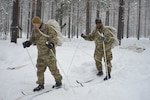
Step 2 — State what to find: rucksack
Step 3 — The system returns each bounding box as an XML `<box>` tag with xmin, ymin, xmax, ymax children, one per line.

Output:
<box><xmin>105</xmin><ymin>26</ymin><xmax>119</xmax><ymax>48</ymax></box>
<box><xmin>46</xmin><ymin>19</ymin><xmax>64</xmax><ymax>46</ymax></box>
<box><xmin>38</xmin><ymin>19</ymin><xmax>64</xmax><ymax>46</ymax></box>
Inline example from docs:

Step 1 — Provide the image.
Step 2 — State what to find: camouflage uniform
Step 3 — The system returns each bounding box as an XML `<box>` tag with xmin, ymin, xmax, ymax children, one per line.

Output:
<box><xmin>29</xmin><ymin>23</ymin><xmax>62</xmax><ymax>85</ymax></box>
<box><xmin>84</xmin><ymin>25</ymin><xmax>114</xmax><ymax>73</ymax></box>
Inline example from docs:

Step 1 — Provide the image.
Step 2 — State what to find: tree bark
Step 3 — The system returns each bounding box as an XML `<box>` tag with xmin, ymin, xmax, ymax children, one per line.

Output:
<box><xmin>127</xmin><ymin>1</ymin><xmax>130</xmax><ymax>38</ymax></box>
<box><xmin>86</xmin><ymin>0</ymin><xmax>91</xmax><ymax>35</ymax></box>
<box><xmin>36</xmin><ymin>0</ymin><xmax>42</xmax><ymax>17</ymax></box>
<box><xmin>105</xmin><ymin>10</ymin><xmax>109</xmax><ymax>26</ymax></box>
<box><xmin>137</xmin><ymin>0</ymin><xmax>141</xmax><ymax>40</ymax></box>
<box><xmin>96</xmin><ymin>1</ymin><xmax>100</xmax><ymax>18</ymax></box>
<box><xmin>117</xmin><ymin>0</ymin><xmax>125</xmax><ymax>45</ymax></box>
<box><xmin>11</xmin><ymin>0</ymin><xmax>20</xmax><ymax>43</ymax></box>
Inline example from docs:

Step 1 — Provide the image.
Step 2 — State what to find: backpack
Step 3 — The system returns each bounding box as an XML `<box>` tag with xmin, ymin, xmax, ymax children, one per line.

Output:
<box><xmin>46</xmin><ymin>19</ymin><xmax>64</xmax><ymax>46</ymax></box>
<box><xmin>105</xmin><ymin>26</ymin><xmax>119</xmax><ymax>48</ymax></box>
<box><xmin>38</xmin><ymin>19</ymin><xmax>64</xmax><ymax>46</ymax></box>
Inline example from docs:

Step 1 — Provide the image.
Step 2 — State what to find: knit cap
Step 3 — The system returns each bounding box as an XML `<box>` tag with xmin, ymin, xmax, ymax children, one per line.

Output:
<box><xmin>32</xmin><ymin>16</ymin><xmax>41</xmax><ymax>24</ymax></box>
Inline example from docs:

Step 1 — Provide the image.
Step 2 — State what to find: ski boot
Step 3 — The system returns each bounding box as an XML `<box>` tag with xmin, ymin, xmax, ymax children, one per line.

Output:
<box><xmin>52</xmin><ymin>81</ymin><xmax>62</xmax><ymax>89</ymax></box>
<box><xmin>33</xmin><ymin>84</ymin><xmax>44</xmax><ymax>92</ymax></box>
<box><xmin>97</xmin><ymin>71</ymin><xmax>103</xmax><ymax>76</ymax></box>
<box><xmin>103</xmin><ymin>73</ymin><xmax>111</xmax><ymax>81</ymax></box>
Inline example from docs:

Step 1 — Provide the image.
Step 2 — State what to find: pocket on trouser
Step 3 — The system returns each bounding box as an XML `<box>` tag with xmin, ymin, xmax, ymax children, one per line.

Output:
<box><xmin>106</xmin><ymin>50</ymin><xmax>113</xmax><ymax>61</ymax></box>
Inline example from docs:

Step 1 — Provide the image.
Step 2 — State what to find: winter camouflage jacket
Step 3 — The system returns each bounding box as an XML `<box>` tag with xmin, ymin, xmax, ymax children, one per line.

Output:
<box><xmin>29</xmin><ymin>23</ymin><xmax>57</xmax><ymax>57</ymax></box>
<box><xmin>84</xmin><ymin>25</ymin><xmax>114</xmax><ymax>51</ymax></box>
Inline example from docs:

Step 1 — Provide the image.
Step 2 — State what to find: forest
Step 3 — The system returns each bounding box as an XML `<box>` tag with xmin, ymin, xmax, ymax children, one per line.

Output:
<box><xmin>0</xmin><ymin>1</ymin><xmax>150</xmax><ymax>100</ymax></box>
<box><xmin>0</xmin><ymin>0</ymin><xmax>150</xmax><ymax>43</ymax></box>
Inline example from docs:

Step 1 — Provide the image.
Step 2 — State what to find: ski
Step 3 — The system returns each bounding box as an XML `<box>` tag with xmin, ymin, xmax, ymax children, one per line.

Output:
<box><xmin>7</xmin><ymin>64</ymin><xmax>27</xmax><ymax>70</ymax></box>
<box><xmin>76</xmin><ymin>78</ymin><xmax>96</xmax><ymax>87</ymax></box>
<box><xmin>21</xmin><ymin>85</ymin><xmax>62</xmax><ymax>96</ymax></box>
<box><xmin>76</xmin><ymin>75</ymin><xmax>106</xmax><ymax>87</ymax></box>
<box><xmin>16</xmin><ymin>85</ymin><xmax>62</xmax><ymax>100</ymax></box>
<box><xmin>76</xmin><ymin>80</ymin><xmax>84</xmax><ymax>87</ymax></box>
<box><xmin>31</xmin><ymin>86</ymin><xmax>62</xmax><ymax>99</ymax></box>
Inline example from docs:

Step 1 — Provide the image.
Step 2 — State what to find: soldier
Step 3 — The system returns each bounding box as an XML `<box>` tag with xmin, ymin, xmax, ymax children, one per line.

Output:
<box><xmin>81</xmin><ymin>18</ymin><xmax>114</xmax><ymax>80</ymax></box>
<box><xmin>23</xmin><ymin>16</ymin><xmax>62</xmax><ymax>91</ymax></box>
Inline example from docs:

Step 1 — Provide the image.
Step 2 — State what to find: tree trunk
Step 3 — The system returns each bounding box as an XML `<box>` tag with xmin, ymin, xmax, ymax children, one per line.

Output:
<box><xmin>127</xmin><ymin>1</ymin><xmax>130</xmax><ymax>38</ymax></box>
<box><xmin>36</xmin><ymin>0</ymin><xmax>42</xmax><ymax>17</ymax></box>
<box><xmin>86</xmin><ymin>0</ymin><xmax>91</xmax><ymax>35</ymax></box>
<box><xmin>113</xmin><ymin>11</ymin><xmax>116</xmax><ymax>27</ymax></box>
<box><xmin>137</xmin><ymin>0</ymin><xmax>141</xmax><ymax>40</ymax></box>
<box><xmin>148</xmin><ymin>12</ymin><xmax>150</xmax><ymax>39</ymax></box>
<box><xmin>71</xmin><ymin>2</ymin><xmax>75</xmax><ymax>38</ymax></box>
<box><xmin>11</xmin><ymin>0</ymin><xmax>20</xmax><ymax>43</ymax></box>
<box><xmin>68</xmin><ymin>5</ymin><xmax>71</xmax><ymax>38</ymax></box>
<box><xmin>68</xmin><ymin>16</ymin><xmax>71</xmax><ymax>38</ymax></box>
<box><xmin>27</xmin><ymin>1</ymin><xmax>32</xmax><ymax>39</ymax></box>
<box><xmin>51</xmin><ymin>1</ymin><xmax>54</xmax><ymax>19</ymax></box>
<box><xmin>105</xmin><ymin>10</ymin><xmax>109</xmax><ymax>26</ymax></box>
<box><xmin>20</xmin><ymin>7</ymin><xmax>22</xmax><ymax>38</ymax></box>
<box><xmin>96</xmin><ymin>1</ymin><xmax>100</xmax><ymax>18</ymax></box>
<box><xmin>59</xmin><ymin>3</ymin><xmax>63</xmax><ymax>28</ymax></box>
<box><xmin>30</xmin><ymin>0</ymin><xmax>36</xmax><ymax>35</ymax></box>
<box><xmin>77</xmin><ymin>0</ymin><xmax>80</xmax><ymax>38</ymax></box>
<box><xmin>48</xmin><ymin>1</ymin><xmax>51</xmax><ymax>19</ymax></box>
<box><xmin>117</xmin><ymin>0</ymin><xmax>125</xmax><ymax>45</ymax></box>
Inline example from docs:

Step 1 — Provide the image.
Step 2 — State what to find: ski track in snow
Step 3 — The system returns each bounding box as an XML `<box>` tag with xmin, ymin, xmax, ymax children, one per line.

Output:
<box><xmin>0</xmin><ymin>38</ymin><xmax>150</xmax><ymax>100</ymax></box>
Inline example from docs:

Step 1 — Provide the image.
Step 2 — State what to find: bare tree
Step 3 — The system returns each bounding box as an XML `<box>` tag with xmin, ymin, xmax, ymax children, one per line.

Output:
<box><xmin>11</xmin><ymin>0</ymin><xmax>20</xmax><ymax>43</ymax></box>
<box><xmin>76</xmin><ymin>0</ymin><xmax>80</xmax><ymax>38</ymax></box>
<box><xmin>86</xmin><ymin>0</ymin><xmax>91</xmax><ymax>35</ymax></box>
<box><xmin>117</xmin><ymin>0</ymin><xmax>125</xmax><ymax>45</ymax></box>
<box><xmin>27</xmin><ymin>0</ymin><xmax>32</xmax><ymax>39</ymax></box>
<box><xmin>137</xmin><ymin>0</ymin><xmax>141</xmax><ymax>40</ymax></box>
<box><xmin>36</xmin><ymin>0</ymin><xmax>42</xmax><ymax>17</ymax></box>
<box><xmin>1</xmin><ymin>0</ymin><xmax>150</xmax><ymax>41</ymax></box>
<box><xmin>105</xmin><ymin>0</ymin><xmax>110</xmax><ymax>26</ymax></box>
<box><xmin>96</xmin><ymin>0</ymin><xmax>100</xmax><ymax>18</ymax></box>
<box><xmin>126</xmin><ymin>1</ymin><xmax>130</xmax><ymax>38</ymax></box>
<box><xmin>68</xmin><ymin>3</ymin><xmax>71</xmax><ymax>38</ymax></box>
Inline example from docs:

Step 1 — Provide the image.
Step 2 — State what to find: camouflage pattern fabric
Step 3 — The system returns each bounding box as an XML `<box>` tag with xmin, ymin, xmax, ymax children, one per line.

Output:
<box><xmin>84</xmin><ymin>25</ymin><xmax>114</xmax><ymax>73</ymax></box>
<box><xmin>29</xmin><ymin>23</ymin><xmax>62</xmax><ymax>85</ymax></box>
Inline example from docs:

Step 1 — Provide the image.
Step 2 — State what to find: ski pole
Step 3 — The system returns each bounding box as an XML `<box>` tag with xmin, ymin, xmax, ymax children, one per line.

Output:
<box><xmin>102</xmin><ymin>33</ymin><xmax>109</xmax><ymax>79</ymax></box>
<box><xmin>97</xmin><ymin>31</ymin><xmax>109</xmax><ymax>79</ymax></box>
<box><xmin>67</xmin><ymin>38</ymin><xmax>82</xmax><ymax>75</ymax></box>
<box><xmin>50</xmin><ymin>49</ymin><xmax>76</xmax><ymax>94</ymax></box>
<box><xmin>25</xmin><ymin>48</ymin><xmax>36</xmax><ymax>72</ymax></box>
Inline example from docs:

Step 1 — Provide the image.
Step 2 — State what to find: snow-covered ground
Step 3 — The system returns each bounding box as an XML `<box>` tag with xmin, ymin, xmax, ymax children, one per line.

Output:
<box><xmin>0</xmin><ymin>38</ymin><xmax>150</xmax><ymax>100</ymax></box>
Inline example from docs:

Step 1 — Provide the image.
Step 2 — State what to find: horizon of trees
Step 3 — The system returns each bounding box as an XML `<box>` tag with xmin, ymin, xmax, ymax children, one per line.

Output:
<box><xmin>0</xmin><ymin>0</ymin><xmax>150</xmax><ymax>43</ymax></box>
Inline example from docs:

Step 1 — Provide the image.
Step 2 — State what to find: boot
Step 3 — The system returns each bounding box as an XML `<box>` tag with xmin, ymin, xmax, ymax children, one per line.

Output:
<box><xmin>103</xmin><ymin>73</ymin><xmax>111</xmax><ymax>81</ymax></box>
<box><xmin>33</xmin><ymin>85</ymin><xmax>44</xmax><ymax>92</ymax></box>
<box><xmin>52</xmin><ymin>81</ymin><xmax>62</xmax><ymax>88</ymax></box>
<box><xmin>97</xmin><ymin>71</ymin><xmax>103</xmax><ymax>76</ymax></box>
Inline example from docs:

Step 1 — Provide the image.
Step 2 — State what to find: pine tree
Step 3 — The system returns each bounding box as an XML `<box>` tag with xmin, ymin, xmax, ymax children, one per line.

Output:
<box><xmin>11</xmin><ymin>0</ymin><xmax>20</xmax><ymax>43</ymax></box>
<box><xmin>117</xmin><ymin>0</ymin><xmax>125</xmax><ymax>45</ymax></box>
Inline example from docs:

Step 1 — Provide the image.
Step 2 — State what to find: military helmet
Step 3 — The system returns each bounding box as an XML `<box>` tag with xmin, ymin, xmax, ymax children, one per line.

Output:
<box><xmin>95</xmin><ymin>18</ymin><xmax>102</xmax><ymax>24</ymax></box>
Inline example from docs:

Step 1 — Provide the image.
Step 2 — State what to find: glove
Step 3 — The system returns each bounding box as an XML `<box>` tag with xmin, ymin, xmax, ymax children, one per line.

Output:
<box><xmin>101</xmin><ymin>36</ymin><xmax>107</xmax><ymax>42</ymax></box>
<box><xmin>81</xmin><ymin>34</ymin><xmax>86</xmax><ymax>38</ymax></box>
<box><xmin>46</xmin><ymin>42</ymin><xmax>54</xmax><ymax>49</ymax></box>
<box><xmin>22</xmin><ymin>41</ymin><xmax>31</xmax><ymax>48</ymax></box>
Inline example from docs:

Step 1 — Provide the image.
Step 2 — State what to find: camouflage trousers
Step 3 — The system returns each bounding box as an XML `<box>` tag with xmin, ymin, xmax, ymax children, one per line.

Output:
<box><xmin>94</xmin><ymin>49</ymin><xmax>112</xmax><ymax>73</ymax></box>
<box><xmin>36</xmin><ymin>55</ymin><xmax>62</xmax><ymax>85</ymax></box>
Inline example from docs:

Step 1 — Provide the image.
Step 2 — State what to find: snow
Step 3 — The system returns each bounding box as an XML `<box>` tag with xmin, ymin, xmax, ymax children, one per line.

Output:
<box><xmin>0</xmin><ymin>38</ymin><xmax>150</xmax><ymax>100</ymax></box>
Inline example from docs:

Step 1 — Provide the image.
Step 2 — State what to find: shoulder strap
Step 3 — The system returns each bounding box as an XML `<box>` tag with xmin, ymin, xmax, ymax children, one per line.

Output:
<box><xmin>37</xmin><ymin>29</ymin><xmax>50</xmax><ymax>38</ymax></box>
<box><xmin>97</xmin><ymin>31</ymin><xmax>104</xmax><ymax>37</ymax></box>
